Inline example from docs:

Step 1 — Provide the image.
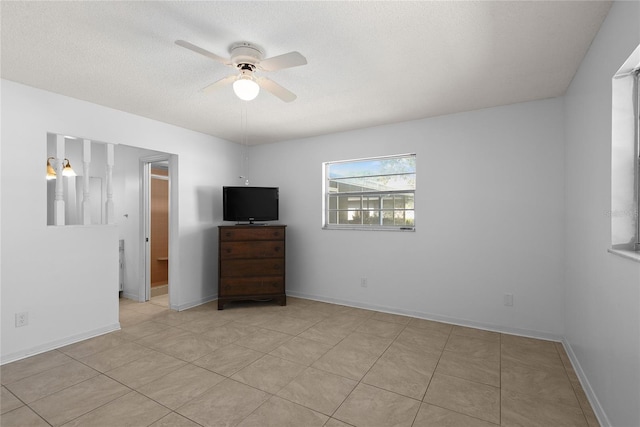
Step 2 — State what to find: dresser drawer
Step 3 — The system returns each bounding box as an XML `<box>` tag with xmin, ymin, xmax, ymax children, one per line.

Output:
<box><xmin>220</xmin><ymin>277</ymin><xmax>284</xmax><ymax>296</ymax></box>
<box><xmin>220</xmin><ymin>241</ymin><xmax>284</xmax><ymax>260</ymax></box>
<box><xmin>220</xmin><ymin>259</ymin><xmax>284</xmax><ymax>277</ymax></box>
<box><xmin>220</xmin><ymin>227</ymin><xmax>285</xmax><ymax>242</ymax></box>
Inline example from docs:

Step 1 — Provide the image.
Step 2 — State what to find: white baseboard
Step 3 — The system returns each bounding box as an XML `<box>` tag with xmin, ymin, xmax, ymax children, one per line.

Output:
<box><xmin>174</xmin><ymin>294</ymin><xmax>217</xmax><ymax>311</ymax></box>
<box><xmin>0</xmin><ymin>323</ymin><xmax>121</xmax><ymax>365</ymax></box>
<box><xmin>561</xmin><ymin>338</ymin><xmax>611</xmax><ymax>427</ymax></box>
<box><xmin>121</xmin><ymin>291</ymin><xmax>140</xmax><ymax>302</ymax></box>
<box><xmin>287</xmin><ymin>290</ymin><xmax>562</xmax><ymax>342</ymax></box>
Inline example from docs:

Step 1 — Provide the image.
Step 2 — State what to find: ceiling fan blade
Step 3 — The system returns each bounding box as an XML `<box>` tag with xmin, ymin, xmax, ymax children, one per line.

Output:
<box><xmin>202</xmin><ymin>75</ymin><xmax>236</xmax><ymax>93</ymax></box>
<box><xmin>259</xmin><ymin>51</ymin><xmax>307</xmax><ymax>72</ymax></box>
<box><xmin>175</xmin><ymin>40</ymin><xmax>231</xmax><ymax>66</ymax></box>
<box><xmin>257</xmin><ymin>77</ymin><xmax>297</xmax><ymax>102</ymax></box>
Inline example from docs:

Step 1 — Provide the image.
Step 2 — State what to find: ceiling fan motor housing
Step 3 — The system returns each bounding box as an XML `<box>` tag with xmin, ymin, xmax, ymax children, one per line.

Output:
<box><xmin>230</xmin><ymin>42</ymin><xmax>264</xmax><ymax>68</ymax></box>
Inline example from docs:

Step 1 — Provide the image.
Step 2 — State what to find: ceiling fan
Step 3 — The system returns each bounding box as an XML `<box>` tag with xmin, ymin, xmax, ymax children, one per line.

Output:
<box><xmin>176</xmin><ymin>40</ymin><xmax>307</xmax><ymax>102</ymax></box>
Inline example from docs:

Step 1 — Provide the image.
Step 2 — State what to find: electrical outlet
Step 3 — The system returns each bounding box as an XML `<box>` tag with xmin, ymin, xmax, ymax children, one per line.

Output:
<box><xmin>360</xmin><ymin>278</ymin><xmax>368</xmax><ymax>288</ymax></box>
<box><xmin>15</xmin><ymin>312</ymin><xmax>28</xmax><ymax>327</ymax></box>
<box><xmin>504</xmin><ymin>294</ymin><xmax>514</xmax><ymax>307</ymax></box>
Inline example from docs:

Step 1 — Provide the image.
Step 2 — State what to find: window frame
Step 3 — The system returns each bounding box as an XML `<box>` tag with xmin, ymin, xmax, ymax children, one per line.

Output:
<box><xmin>635</xmin><ymin>69</ymin><xmax>640</xmax><ymax>251</ymax></box>
<box><xmin>322</xmin><ymin>153</ymin><xmax>416</xmax><ymax>231</ymax></box>
<box><xmin>609</xmin><ymin>44</ymin><xmax>640</xmax><ymax>262</ymax></box>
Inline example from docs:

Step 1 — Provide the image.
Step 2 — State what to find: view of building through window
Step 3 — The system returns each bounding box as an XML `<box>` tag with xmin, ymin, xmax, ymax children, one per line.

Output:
<box><xmin>324</xmin><ymin>154</ymin><xmax>416</xmax><ymax>229</ymax></box>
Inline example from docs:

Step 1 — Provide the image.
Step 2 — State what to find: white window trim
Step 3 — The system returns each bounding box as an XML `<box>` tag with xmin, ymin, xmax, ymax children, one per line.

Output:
<box><xmin>322</xmin><ymin>153</ymin><xmax>416</xmax><ymax>232</ymax></box>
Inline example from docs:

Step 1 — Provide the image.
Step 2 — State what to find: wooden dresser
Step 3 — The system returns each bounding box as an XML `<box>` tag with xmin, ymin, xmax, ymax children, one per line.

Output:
<box><xmin>218</xmin><ymin>225</ymin><xmax>286</xmax><ymax>310</ymax></box>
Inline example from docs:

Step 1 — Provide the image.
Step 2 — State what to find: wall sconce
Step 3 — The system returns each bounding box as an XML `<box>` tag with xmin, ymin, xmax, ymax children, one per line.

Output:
<box><xmin>46</xmin><ymin>157</ymin><xmax>56</xmax><ymax>180</ymax></box>
<box><xmin>63</xmin><ymin>159</ymin><xmax>77</xmax><ymax>177</ymax></box>
<box><xmin>47</xmin><ymin>157</ymin><xmax>77</xmax><ymax>179</ymax></box>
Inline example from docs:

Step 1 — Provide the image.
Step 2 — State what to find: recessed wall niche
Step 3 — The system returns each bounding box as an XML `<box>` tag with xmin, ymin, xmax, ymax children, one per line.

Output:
<box><xmin>46</xmin><ymin>133</ymin><xmax>112</xmax><ymax>226</ymax></box>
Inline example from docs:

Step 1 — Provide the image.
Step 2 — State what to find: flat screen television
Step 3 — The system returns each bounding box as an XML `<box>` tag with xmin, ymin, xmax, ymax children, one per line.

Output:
<box><xmin>223</xmin><ymin>186</ymin><xmax>279</xmax><ymax>224</ymax></box>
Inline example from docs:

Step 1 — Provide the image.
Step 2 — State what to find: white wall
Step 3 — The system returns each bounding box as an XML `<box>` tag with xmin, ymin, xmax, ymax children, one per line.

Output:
<box><xmin>0</xmin><ymin>80</ymin><xmax>241</xmax><ymax>362</ymax></box>
<box><xmin>250</xmin><ymin>97</ymin><xmax>566</xmax><ymax>338</ymax></box>
<box><xmin>563</xmin><ymin>1</ymin><xmax>640</xmax><ymax>426</ymax></box>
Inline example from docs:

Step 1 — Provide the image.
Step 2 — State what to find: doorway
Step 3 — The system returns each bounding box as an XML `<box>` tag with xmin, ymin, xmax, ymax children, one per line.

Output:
<box><xmin>149</xmin><ymin>162</ymin><xmax>169</xmax><ymax>303</ymax></box>
<box><xmin>141</xmin><ymin>154</ymin><xmax>177</xmax><ymax>307</ymax></box>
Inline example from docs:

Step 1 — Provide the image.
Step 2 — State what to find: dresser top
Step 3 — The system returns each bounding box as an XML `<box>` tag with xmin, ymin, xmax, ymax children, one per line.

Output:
<box><xmin>219</xmin><ymin>224</ymin><xmax>286</xmax><ymax>229</ymax></box>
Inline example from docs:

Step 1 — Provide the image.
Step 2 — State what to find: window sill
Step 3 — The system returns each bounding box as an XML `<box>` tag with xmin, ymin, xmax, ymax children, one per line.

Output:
<box><xmin>607</xmin><ymin>248</ymin><xmax>640</xmax><ymax>263</ymax></box>
<box><xmin>323</xmin><ymin>226</ymin><xmax>415</xmax><ymax>232</ymax></box>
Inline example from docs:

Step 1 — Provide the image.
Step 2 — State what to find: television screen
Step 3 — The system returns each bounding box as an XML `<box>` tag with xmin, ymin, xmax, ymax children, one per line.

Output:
<box><xmin>223</xmin><ymin>186</ymin><xmax>279</xmax><ymax>223</ymax></box>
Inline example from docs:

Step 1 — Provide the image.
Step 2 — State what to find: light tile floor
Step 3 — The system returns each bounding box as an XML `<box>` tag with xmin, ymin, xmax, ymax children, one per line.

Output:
<box><xmin>1</xmin><ymin>297</ymin><xmax>600</xmax><ymax>427</ymax></box>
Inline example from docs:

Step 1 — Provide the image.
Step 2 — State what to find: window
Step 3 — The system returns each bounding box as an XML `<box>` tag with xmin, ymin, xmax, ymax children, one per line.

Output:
<box><xmin>323</xmin><ymin>154</ymin><xmax>416</xmax><ymax>230</ymax></box>
<box><xmin>610</xmin><ymin>43</ymin><xmax>640</xmax><ymax>259</ymax></box>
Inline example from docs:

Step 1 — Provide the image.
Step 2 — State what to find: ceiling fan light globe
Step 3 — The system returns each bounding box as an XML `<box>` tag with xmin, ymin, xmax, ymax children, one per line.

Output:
<box><xmin>233</xmin><ymin>78</ymin><xmax>260</xmax><ymax>101</ymax></box>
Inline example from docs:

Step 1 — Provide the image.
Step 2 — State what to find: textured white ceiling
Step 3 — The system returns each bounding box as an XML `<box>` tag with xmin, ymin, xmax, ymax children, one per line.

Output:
<box><xmin>1</xmin><ymin>1</ymin><xmax>611</xmax><ymax>145</ymax></box>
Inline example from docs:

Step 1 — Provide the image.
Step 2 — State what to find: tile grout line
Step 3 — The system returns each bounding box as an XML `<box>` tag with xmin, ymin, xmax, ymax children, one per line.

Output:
<box><xmin>409</xmin><ymin>324</ymin><xmax>453</xmax><ymax>427</ymax></box>
<box><xmin>420</xmin><ymin>328</ymin><xmax>503</xmax><ymax>426</ymax></box>
<box><xmin>1</xmin><ymin>385</ymin><xmax>52</xmax><ymax>426</ymax></box>
<box><xmin>326</xmin><ymin>321</ymin><xmax>407</xmax><ymax>425</ymax></box>
<box><xmin>206</xmin><ymin>306</ymin><xmax>353</xmax><ymax>425</ymax></box>
<box><xmin>499</xmin><ymin>332</ymin><xmax>502</xmax><ymax>426</ymax></box>
<box><xmin>174</xmin><ymin>306</ymin><xmax>331</xmax><ymax>426</ymax></box>
<box><xmin>556</xmin><ymin>343</ymin><xmax>592</xmax><ymax>427</ymax></box>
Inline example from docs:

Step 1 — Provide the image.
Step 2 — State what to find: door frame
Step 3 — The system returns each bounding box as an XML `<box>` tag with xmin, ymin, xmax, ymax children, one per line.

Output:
<box><xmin>139</xmin><ymin>153</ymin><xmax>179</xmax><ymax>307</ymax></box>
